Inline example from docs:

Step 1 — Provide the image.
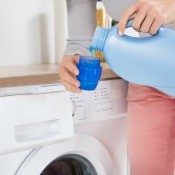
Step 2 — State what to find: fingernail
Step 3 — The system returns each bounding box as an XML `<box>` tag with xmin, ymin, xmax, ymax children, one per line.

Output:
<box><xmin>74</xmin><ymin>70</ymin><xmax>79</xmax><ymax>75</ymax></box>
<box><xmin>75</xmin><ymin>82</ymin><xmax>80</xmax><ymax>87</ymax></box>
<box><xmin>118</xmin><ymin>31</ymin><xmax>123</xmax><ymax>36</ymax></box>
<box><xmin>76</xmin><ymin>89</ymin><xmax>81</xmax><ymax>93</ymax></box>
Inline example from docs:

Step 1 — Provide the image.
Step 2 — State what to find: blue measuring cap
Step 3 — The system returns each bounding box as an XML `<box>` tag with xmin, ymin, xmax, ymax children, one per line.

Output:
<box><xmin>76</xmin><ymin>56</ymin><xmax>102</xmax><ymax>91</ymax></box>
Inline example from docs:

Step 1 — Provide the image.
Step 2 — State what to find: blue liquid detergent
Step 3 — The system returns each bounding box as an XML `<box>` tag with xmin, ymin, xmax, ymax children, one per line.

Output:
<box><xmin>90</xmin><ymin>21</ymin><xmax>175</xmax><ymax>96</ymax></box>
<box><xmin>76</xmin><ymin>56</ymin><xmax>102</xmax><ymax>91</ymax></box>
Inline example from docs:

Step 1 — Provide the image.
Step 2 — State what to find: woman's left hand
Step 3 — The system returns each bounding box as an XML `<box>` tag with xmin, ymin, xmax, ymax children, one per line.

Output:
<box><xmin>118</xmin><ymin>0</ymin><xmax>175</xmax><ymax>36</ymax></box>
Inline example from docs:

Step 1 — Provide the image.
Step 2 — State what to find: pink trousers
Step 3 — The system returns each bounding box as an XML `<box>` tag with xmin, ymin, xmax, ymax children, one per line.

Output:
<box><xmin>127</xmin><ymin>83</ymin><xmax>175</xmax><ymax>175</ymax></box>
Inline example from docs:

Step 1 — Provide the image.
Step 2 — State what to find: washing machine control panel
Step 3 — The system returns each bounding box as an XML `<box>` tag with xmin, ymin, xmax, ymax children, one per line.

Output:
<box><xmin>70</xmin><ymin>79</ymin><xmax>128</xmax><ymax>125</ymax></box>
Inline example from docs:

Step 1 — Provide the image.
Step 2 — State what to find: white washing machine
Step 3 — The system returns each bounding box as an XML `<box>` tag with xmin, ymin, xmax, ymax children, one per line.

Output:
<box><xmin>0</xmin><ymin>78</ymin><xmax>128</xmax><ymax>175</ymax></box>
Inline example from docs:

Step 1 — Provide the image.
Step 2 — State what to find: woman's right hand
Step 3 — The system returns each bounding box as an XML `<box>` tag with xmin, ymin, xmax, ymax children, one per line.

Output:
<box><xmin>59</xmin><ymin>55</ymin><xmax>81</xmax><ymax>93</ymax></box>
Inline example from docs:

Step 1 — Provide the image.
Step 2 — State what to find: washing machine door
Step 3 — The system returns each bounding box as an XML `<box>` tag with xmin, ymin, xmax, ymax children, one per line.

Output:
<box><xmin>0</xmin><ymin>85</ymin><xmax>74</xmax><ymax>155</ymax></box>
<box><xmin>16</xmin><ymin>134</ymin><xmax>117</xmax><ymax>175</ymax></box>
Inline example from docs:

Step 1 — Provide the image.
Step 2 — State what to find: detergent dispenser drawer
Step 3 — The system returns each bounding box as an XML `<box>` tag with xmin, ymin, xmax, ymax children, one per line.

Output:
<box><xmin>15</xmin><ymin>119</ymin><xmax>61</xmax><ymax>142</ymax></box>
<box><xmin>0</xmin><ymin>85</ymin><xmax>73</xmax><ymax>155</ymax></box>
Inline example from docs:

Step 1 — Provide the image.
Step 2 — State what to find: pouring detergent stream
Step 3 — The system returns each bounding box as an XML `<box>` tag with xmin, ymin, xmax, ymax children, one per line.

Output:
<box><xmin>89</xmin><ymin>21</ymin><xmax>175</xmax><ymax>97</ymax></box>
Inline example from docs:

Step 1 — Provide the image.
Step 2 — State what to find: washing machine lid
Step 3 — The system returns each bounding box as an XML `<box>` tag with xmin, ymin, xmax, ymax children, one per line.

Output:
<box><xmin>16</xmin><ymin>134</ymin><xmax>117</xmax><ymax>175</ymax></box>
<box><xmin>0</xmin><ymin>85</ymin><xmax>74</xmax><ymax>155</ymax></box>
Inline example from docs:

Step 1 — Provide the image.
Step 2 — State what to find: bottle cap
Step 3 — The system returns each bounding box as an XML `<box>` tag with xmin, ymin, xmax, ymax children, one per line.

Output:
<box><xmin>77</xmin><ymin>56</ymin><xmax>102</xmax><ymax>91</ymax></box>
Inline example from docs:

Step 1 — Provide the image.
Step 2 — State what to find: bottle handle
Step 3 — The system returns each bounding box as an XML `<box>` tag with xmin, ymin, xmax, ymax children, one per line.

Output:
<box><xmin>125</xmin><ymin>19</ymin><xmax>165</xmax><ymax>36</ymax></box>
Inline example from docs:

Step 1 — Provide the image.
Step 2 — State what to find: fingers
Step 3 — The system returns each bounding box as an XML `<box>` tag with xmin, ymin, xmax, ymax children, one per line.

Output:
<box><xmin>118</xmin><ymin>0</ymin><xmax>166</xmax><ymax>36</ymax></box>
<box><xmin>132</xmin><ymin>12</ymin><xmax>146</xmax><ymax>32</ymax></box>
<box><xmin>60</xmin><ymin>55</ymin><xmax>81</xmax><ymax>93</ymax></box>
<box><xmin>64</xmin><ymin>71</ymin><xmax>80</xmax><ymax>88</ymax></box>
<box><xmin>59</xmin><ymin>66</ymin><xmax>79</xmax><ymax>87</ymax></box>
<box><xmin>64</xmin><ymin>55</ymin><xmax>79</xmax><ymax>75</ymax></box>
<box><xmin>62</xmin><ymin>81</ymin><xmax>81</xmax><ymax>93</ymax></box>
<box><xmin>118</xmin><ymin>2</ymin><xmax>139</xmax><ymax>36</ymax></box>
<box><xmin>60</xmin><ymin>68</ymin><xmax>81</xmax><ymax>93</ymax></box>
<box><xmin>149</xmin><ymin>17</ymin><xmax>163</xmax><ymax>35</ymax></box>
<box><xmin>140</xmin><ymin>12</ymin><xmax>155</xmax><ymax>33</ymax></box>
<box><xmin>64</xmin><ymin>60</ymin><xmax>79</xmax><ymax>75</ymax></box>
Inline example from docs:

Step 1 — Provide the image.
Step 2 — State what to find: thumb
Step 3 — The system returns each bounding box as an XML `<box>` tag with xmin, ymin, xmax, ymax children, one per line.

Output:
<box><xmin>118</xmin><ymin>3</ymin><xmax>138</xmax><ymax>36</ymax></box>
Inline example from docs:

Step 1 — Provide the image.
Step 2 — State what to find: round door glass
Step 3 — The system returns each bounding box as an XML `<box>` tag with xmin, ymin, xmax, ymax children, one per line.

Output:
<box><xmin>41</xmin><ymin>154</ymin><xmax>98</xmax><ymax>175</ymax></box>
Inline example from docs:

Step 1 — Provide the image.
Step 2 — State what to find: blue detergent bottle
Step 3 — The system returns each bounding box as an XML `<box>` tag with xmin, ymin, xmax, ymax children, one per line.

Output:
<box><xmin>76</xmin><ymin>56</ymin><xmax>102</xmax><ymax>91</ymax></box>
<box><xmin>90</xmin><ymin>21</ymin><xmax>175</xmax><ymax>96</ymax></box>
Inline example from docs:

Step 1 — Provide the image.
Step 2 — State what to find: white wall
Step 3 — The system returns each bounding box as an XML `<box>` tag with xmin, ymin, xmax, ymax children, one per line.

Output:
<box><xmin>0</xmin><ymin>0</ymin><xmax>67</xmax><ymax>66</ymax></box>
<box><xmin>54</xmin><ymin>0</ymin><xmax>67</xmax><ymax>63</ymax></box>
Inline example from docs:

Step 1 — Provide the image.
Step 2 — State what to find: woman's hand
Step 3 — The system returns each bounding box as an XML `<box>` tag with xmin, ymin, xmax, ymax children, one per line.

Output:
<box><xmin>59</xmin><ymin>55</ymin><xmax>81</xmax><ymax>93</ymax></box>
<box><xmin>118</xmin><ymin>0</ymin><xmax>175</xmax><ymax>35</ymax></box>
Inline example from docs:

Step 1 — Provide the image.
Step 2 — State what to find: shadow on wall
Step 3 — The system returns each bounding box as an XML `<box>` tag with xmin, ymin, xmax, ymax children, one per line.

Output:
<box><xmin>0</xmin><ymin>0</ymin><xmax>55</xmax><ymax>66</ymax></box>
<box><xmin>32</xmin><ymin>12</ymin><xmax>55</xmax><ymax>64</ymax></box>
<box><xmin>38</xmin><ymin>14</ymin><xmax>50</xmax><ymax>63</ymax></box>
<box><xmin>54</xmin><ymin>0</ymin><xmax>68</xmax><ymax>63</ymax></box>
<box><xmin>0</xmin><ymin>0</ymin><xmax>67</xmax><ymax>66</ymax></box>
<box><xmin>37</xmin><ymin>1</ymin><xmax>68</xmax><ymax>64</ymax></box>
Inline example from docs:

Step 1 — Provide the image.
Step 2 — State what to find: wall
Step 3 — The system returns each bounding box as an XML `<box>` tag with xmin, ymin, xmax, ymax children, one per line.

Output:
<box><xmin>0</xmin><ymin>1</ymin><xmax>141</xmax><ymax>66</ymax></box>
<box><xmin>0</xmin><ymin>0</ymin><xmax>67</xmax><ymax>66</ymax></box>
<box><xmin>54</xmin><ymin>0</ymin><xmax>67</xmax><ymax>63</ymax></box>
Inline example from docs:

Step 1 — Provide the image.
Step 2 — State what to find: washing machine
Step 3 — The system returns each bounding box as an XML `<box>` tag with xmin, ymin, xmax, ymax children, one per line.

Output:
<box><xmin>0</xmin><ymin>78</ymin><xmax>128</xmax><ymax>175</ymax></box>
